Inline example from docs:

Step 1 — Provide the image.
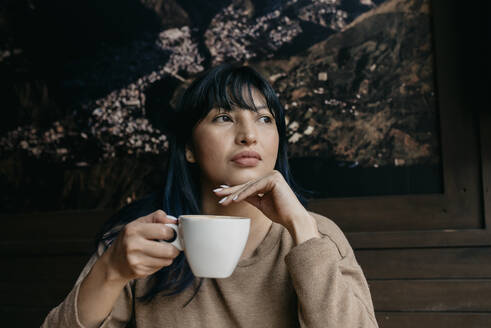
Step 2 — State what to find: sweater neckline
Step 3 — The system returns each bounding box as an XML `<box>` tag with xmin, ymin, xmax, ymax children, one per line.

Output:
<box><xmin>236</xmin><ymin>221</ymin><xmax>283</xmax><ymax>267</ymax></box>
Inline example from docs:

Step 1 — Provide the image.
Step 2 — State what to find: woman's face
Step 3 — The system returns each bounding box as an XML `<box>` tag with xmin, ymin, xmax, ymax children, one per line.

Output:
<box><xmin>188</xmin><ymin>89</ymin><xmax>279</xmax><ymax>188</ymax></box>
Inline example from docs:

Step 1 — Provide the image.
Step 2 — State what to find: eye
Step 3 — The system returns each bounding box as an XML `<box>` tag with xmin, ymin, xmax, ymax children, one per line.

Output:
<box><xmin>213</xmin><ymin>114</ymin><xmax>233</xmax><ymax>123</ymax></box>
<box><xmin>258</xmin><ymin>115</ymin><xmax>274</xmax><ymax>124</ymax></box>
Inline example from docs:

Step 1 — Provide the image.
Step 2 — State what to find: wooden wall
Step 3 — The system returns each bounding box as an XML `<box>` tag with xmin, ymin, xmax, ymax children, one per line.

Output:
<box><xmin>1</xmin><ymin>211</ymin><xmax>108</xmax><ymax>327</ymax></box>
<box><xmin>361</xmin><ymin>247</ymin><xmax>491</xmax><ymax>327</ymax></box>
<box><xmin>2</xmin><ymin>209</ymin><xmax>491</xmax><ymax>327</ymax></box>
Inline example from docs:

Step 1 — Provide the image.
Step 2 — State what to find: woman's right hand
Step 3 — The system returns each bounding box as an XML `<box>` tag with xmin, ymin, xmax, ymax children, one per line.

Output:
<box><xmin>101</xmin><ymin>210</ymin><xmax>181</xmax><ymax>283</ymax></box>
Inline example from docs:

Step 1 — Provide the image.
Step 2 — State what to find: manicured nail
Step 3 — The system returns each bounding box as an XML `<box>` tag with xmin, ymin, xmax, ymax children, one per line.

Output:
<box><xmin>220</xmin><ymin>184</ymin><xmax>230</xmax><ymax>188</ymax></box>
<box><xmin>166</xmin><ymin>215</ymin><xmax>177</xmax><ymax>221</ymax></box>
<box><xmin>213</xmin><ymin>188</ymin><xmax>223</xmax><ymax>192</ymax></box>
<box><xmin>232</xmin><ymin>194</ymin><xmax>238</xmax><ymax>201</ymax></box>
<box><xmin>218</xmin><ymin>196</ymin><xmax>227</xmax><ymax>204</ymax></box>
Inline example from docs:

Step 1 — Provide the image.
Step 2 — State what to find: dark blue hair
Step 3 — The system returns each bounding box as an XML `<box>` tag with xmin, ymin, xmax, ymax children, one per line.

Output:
<box><xmin>97</xmin><ymin>63</ymin><xmax>307</xmax><ymax>305</ymax></box>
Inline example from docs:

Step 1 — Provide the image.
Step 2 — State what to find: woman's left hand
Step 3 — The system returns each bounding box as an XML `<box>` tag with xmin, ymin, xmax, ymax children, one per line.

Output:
<box><xmin>213</xmin><ymin>170</ymin><xmax>320</xmax><ymax>242</ymax></box>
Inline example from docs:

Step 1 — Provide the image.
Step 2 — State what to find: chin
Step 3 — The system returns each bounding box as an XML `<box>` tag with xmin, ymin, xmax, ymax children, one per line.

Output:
<box><xmin>224</xmin><ymin>168</ymin><xmax>269</xmax><ymax>185</ymax></box>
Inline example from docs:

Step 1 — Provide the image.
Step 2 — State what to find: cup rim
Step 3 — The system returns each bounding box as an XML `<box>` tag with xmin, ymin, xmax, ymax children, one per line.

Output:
<box><xmin>179</xmin><ymin>215</ymin><xmax>250</xmax><ymax>221</ymax></box>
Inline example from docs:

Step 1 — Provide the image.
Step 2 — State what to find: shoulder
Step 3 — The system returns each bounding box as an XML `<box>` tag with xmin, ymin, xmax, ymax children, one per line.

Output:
<box><xmin>308</xmin><ymin>211</ymin><xmax>354</xmax><ymax>258</ymax></box>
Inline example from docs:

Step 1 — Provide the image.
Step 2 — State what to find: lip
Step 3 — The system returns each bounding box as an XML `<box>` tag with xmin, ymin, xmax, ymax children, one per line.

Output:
<box><xmin>231</xmin><ymin>150</ymin><xmax>262</xmax><ymax>167</ymax></box>
<box><xmin>231</xmin><ymin>150</ymin><xmax>262</xmax><ymax>161</ymax></box>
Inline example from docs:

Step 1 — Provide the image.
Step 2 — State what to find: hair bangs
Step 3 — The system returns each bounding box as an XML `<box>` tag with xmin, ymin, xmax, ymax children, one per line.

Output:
<box><xmin>206</xmin><ymin>67</ymin><xmax>277</xmax><ymax>117</ymax></box>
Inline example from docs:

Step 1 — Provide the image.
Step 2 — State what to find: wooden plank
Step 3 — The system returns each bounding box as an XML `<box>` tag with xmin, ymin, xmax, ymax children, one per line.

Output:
<box><xmin>356</xmin><ymin>247</ymin><xmax>491</xmax><ymax>279</ymax></box>
<box><xmin>370</xmin><ymin>279</ymin><xmax>491</xmax><ymax>312</ymax></box>
<box><xmin>0</xmin><ymin>282</ymin><xmax>72</xmax><ymax>307</ymax></box>
<box><xmin>0</xmin><ymin>255</ymin><xmax>90</xmax><ymax>282</ymax></box>
<box><xmin>375</xmin><ymin>312</ymin><xmax>491</xmax><ymax>328</ymax></box>
<box><xmin>0</xmin><ymin>209</ymin><xmax>112</xmax><ymax>242</ymax></box>
<box><xmin>430</xmin><ymin>0</ymin><xmax>483</xmax><ymax>228</ymax></box>
<box><xmin>307</xmin><ymin>193</ymin><xmax>482</xmax><ymax>232</ymax></box>
<box><xmin>479</xmin><ymin>94</ymin><xmax>491</xmax><ymax>235</ymax></box>
<box><xmin>0</xmin><ymin>209</ymin><xmax>111</xmax><ymax>255</ymax></box>
<box><xmin>0</xmin><ymin>306</ymin><xmax>52</xmax><ymax>327</ymax></box>
<box><xmin>0</xmin><ymin>239</ymin><xmax>95</xmax><ymax>255</ymax></box>
<box><xmin>348</xmin><ymin>228</ymin><xmax>491</xmax><ymax>249</ymax></box>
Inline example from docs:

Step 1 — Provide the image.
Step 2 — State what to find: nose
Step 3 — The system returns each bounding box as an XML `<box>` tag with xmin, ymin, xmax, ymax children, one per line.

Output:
<box><xmin>235</xmin><ymin>120</ymin><xmax>257</xmax><ymax>146</ymax></box>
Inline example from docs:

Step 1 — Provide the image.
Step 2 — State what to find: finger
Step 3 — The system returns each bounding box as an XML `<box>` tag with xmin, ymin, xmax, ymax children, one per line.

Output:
<box><xmin>139</xmin><ymin>210</ymin><xmax>177</xmax><ymax>224</ymax></box>
<box><xmin>138</xmin><ymin>223</ymin><xmax>176</xmax><ymax>241</ymax></box>
<box><xmin>212</xmin><ymin>182</ymin><xmax>248</xmax><ymax>195</ymax></box>
<box><xmin>230</xmin><ymin>176</ymin><xmax>274</xmax><ymax>202</ymax></box>
<box><xmin>140</xmin><ymin>239</ymin><xmax>181</xmax><ymax>259</ymax></box>
<box><xmin>231</xmin><ymin>178</ymin><xmax>271</xmax><ymax>204</ymax></box>
<box><xmin>214</xmin><ymin>181</ymin><xmax>258</xmax><ymax>205</ymax></box>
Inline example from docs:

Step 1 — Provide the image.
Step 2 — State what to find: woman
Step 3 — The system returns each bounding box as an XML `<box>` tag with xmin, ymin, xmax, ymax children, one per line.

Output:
<box><xmin>42</xmin><ymin>64</ymin><xmax>378</xmax><ymax>327</ymax></box>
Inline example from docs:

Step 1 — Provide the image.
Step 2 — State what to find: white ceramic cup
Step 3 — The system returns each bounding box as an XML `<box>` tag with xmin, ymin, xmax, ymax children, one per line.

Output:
<box><xmin>165</xmin><ymin>215</ymin><xmax>250</xmax><ymax>278</ymax></box>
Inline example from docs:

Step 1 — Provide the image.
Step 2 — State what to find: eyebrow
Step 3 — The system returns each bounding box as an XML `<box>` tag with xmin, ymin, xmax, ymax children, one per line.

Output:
<box><xmin>214</xmin><ymin>105</ymin><xmax>269</xmax><ymax>112</ymax></box>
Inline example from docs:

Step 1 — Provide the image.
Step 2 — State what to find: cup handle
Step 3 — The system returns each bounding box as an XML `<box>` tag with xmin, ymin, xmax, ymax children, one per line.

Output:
<box><xmin>165</xmin><ymin>216</ymin><xmax>183</xmax><ymax>251</ymax></box>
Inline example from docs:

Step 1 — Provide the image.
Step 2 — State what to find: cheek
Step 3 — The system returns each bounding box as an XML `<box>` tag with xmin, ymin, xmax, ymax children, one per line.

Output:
<box><xmin>193</xmin><ymin>132</ymin><xmax>226</xmax><ymax>164</ymax></box>
<box><xmin>264</xmin><ymin>130</ymin><xmax>280</xmax><ymax>165</ymax></box>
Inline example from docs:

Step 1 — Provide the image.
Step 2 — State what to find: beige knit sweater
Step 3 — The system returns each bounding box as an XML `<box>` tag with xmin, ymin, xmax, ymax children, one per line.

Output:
<box><xmin>42</xmin><ymin>212</ymin><xmax>378</xmax><ymax>327</ymax></box>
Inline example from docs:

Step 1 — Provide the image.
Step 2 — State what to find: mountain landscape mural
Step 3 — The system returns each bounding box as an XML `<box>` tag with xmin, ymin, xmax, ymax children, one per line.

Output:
<box><xmin>0</xmin><ymin>0</ymin><xmax>441</xmax><ymax>212</ymax></box>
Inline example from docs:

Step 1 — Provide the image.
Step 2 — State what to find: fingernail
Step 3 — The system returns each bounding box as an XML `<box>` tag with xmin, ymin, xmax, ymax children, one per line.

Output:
<box><xmin>232</xmin><ymin>194</ymin><xmax>238</xmax><ymax>201</ymax></box>
<box><xmin>218</xmin><ymin>196</ymin><xmax>227</xmax><ymax>204</ymax></box>
<box><xmin>167</xmin><ymin>215</ymin><xmax>177</xmax><ymax>221</ymax></box>
<box><xmin>213</xmin><ymin>188</ymin><xmax>223</xmax><ymax>192</ymax></box>
<box><xmin>220</xmin><ymin>184</ymin><xmax>230</xmax><ymax>188</ymax></box>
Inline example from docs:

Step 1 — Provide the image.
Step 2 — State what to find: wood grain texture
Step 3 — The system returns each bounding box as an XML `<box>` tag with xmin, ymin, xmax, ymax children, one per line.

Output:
<box><xmin>356</xmin><ymin>247</ymin><xmax>491</xmax><ymax>279</ymax></box>
<box><xmin>375</xmin><ymin>312</ymin><xmax>491</xmax><ymax>328</ymax></box>
<box><xmin>371</xmin><ymin>280</ymin><xmax>491</xmax><ymax>312</ymax></box>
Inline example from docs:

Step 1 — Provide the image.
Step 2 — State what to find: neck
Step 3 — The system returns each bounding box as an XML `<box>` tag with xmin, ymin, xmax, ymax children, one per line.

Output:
<box><xmin>200</xmin><ymin>181</ymin><xmax>272</xmax><ymax>259</ymax></box>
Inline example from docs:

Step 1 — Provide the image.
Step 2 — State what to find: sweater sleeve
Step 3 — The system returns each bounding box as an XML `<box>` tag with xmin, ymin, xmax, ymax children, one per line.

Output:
<box><xmin>284</xmin><ymin>213</ymin><xmax>378</xmax><ymax>328</ymax></box>
<box><xmin>41</xmin><ymin>243</ymin><xmax>133</xmax><ymax>328</ymax></box>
